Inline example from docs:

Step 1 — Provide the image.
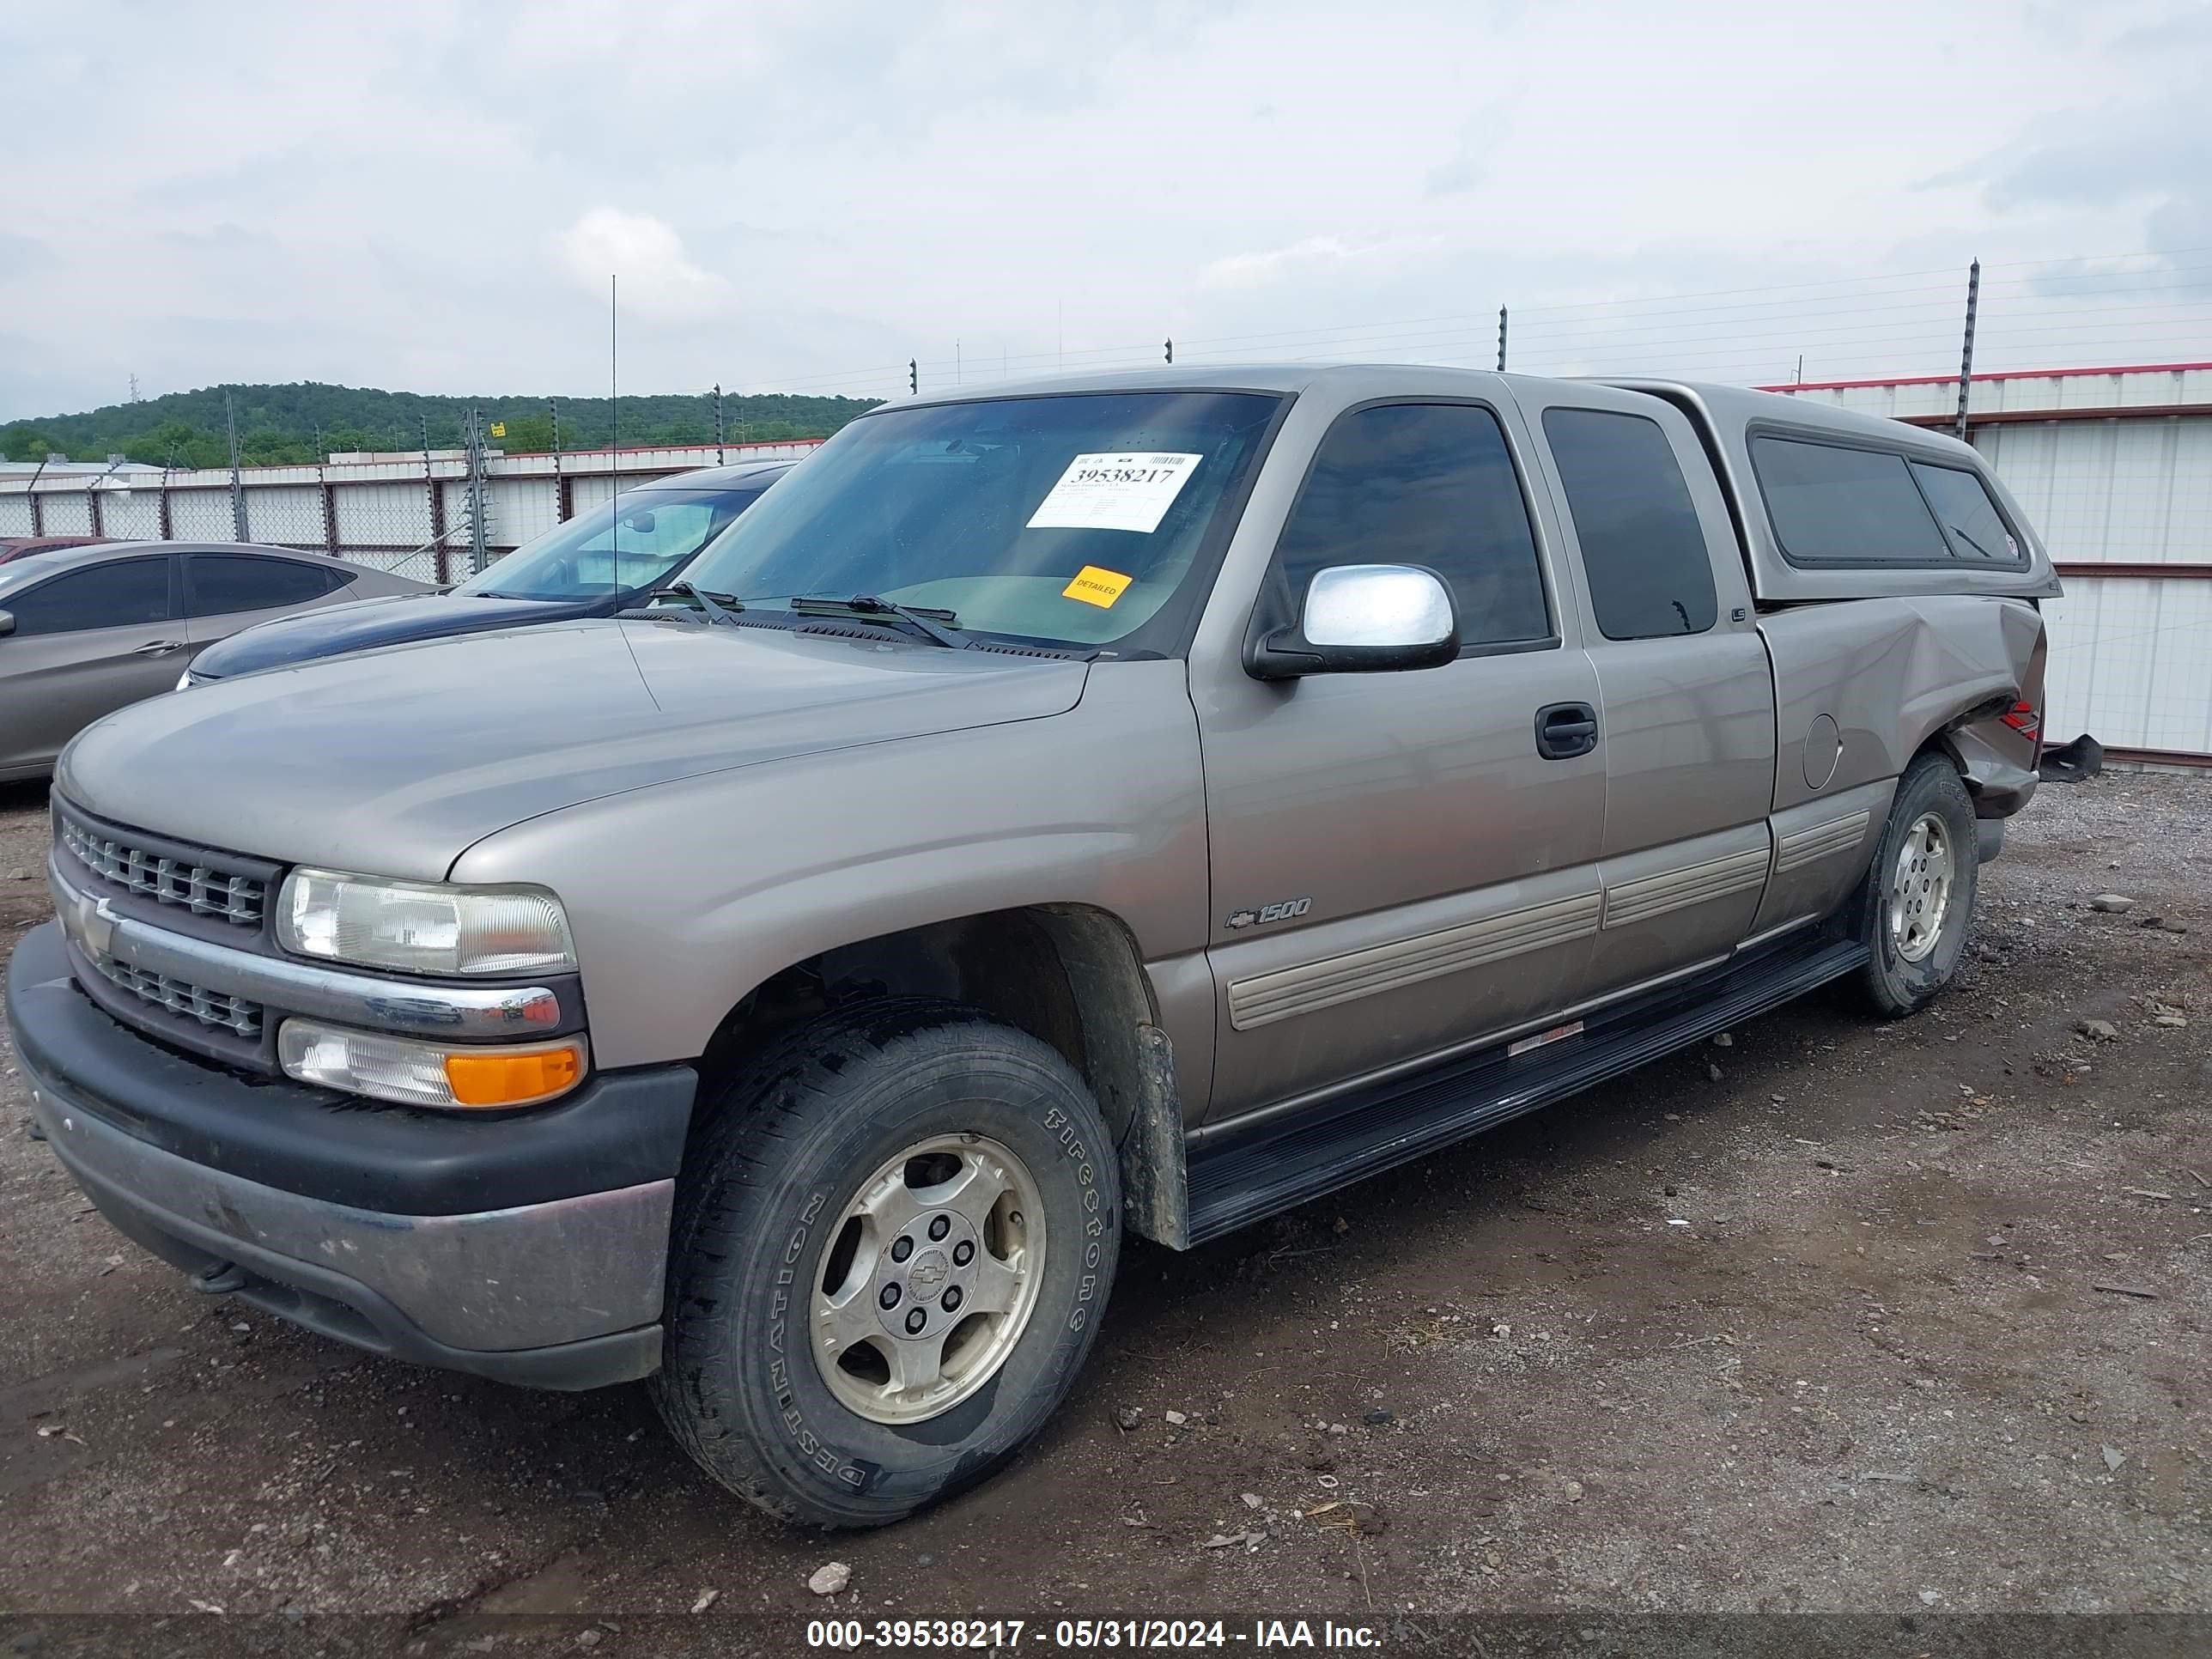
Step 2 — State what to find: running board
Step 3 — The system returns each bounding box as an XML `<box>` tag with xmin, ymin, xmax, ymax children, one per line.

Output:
<box><xmin>1184</xmin><ymin>933</ymin><xmax>1869</xmax><ymax>1246</ymax></box>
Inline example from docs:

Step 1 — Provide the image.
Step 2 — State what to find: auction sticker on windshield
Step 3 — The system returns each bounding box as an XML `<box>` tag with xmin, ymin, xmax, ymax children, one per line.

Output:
<box><xmin>1027</xmin><ymin>453</ymin><xmax>1201</xmax><ymax>534</ymax></box>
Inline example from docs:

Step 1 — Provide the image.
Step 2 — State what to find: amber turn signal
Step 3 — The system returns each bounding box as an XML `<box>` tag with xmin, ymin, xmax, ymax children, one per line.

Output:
<box><xmin>277</xmin><ymin>1019</ymin><xmax>588</xmax><ymax>1111</ymax></box>
<box><xmin>444</xmin><ymin>1042</ymin><xmax>586</xmax><ymax>1108</ymax></box>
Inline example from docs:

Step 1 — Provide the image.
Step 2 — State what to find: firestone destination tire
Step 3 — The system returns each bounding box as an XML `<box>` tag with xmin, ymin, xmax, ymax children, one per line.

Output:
<box><xmin>653</xmin><ymin>998</ymin><xmax>1121</xmax><ymax>1528</ymax></box>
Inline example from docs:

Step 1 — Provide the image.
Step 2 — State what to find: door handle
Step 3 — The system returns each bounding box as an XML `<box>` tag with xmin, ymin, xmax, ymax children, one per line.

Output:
<box><xmin>1534</xmin><ymin>702</ymin><xmax>1599</xmax><ymax>760</ymax></box>
<box><xmin>133</xmin><ymin>640</ymin><xmax>186</xmax><ymax>657</ymax></box>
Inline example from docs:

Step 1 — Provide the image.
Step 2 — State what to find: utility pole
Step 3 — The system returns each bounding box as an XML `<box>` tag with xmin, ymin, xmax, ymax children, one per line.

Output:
<box><xmin>1164</xmin><ymin>337</ymin><xmax>1174</xmax><ymax>364</ymax></box>
<box><xmin>713</xmin><ymin>383</ymin><xmax>725</xmax><ymax>464</ymax></box>
<box><xmin>1953</xmin><ymin>258</ymin><xmax>1981</xmax><ymax>443</ymax></box>
<box><xmin>956</xmin><ymin>339</ymin><xmax>963</xmax><ymax>385</ymax></box>
<box><xmin>1496</xmin><ymin>307</ymin><xmax>1509</xmax><ymax>372</ymax></box>
<box><xmin>908</xmin><ymin>360</ymin><xmax>918</xmax><ymax>395</ymax></box>
<box><xmin>224</xmin><ymin>390</ymin><xmax>249</xmax><ymax>541</ymax></box>
<box><xmin>128</xmin><ymin>373</ymin><xmax>140</xmax><ymax>403</ymax></box>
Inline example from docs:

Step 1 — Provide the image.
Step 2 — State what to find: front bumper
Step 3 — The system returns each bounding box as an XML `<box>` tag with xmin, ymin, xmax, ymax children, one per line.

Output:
<box><xmin>9</xmin><ymin>921</ymin><xmax>695</xmax><ymax>1390</ymax></box>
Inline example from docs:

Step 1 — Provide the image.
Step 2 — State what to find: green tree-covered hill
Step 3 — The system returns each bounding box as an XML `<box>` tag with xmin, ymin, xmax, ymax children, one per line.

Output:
<box><xmin>0</xmin><ymin>382</ymin><xmax>881</xmax><ymax>469</ymax></box>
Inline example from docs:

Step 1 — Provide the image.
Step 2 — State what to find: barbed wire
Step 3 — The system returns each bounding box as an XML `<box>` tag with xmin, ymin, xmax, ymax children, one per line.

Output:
<box><xmin>758</xmin><ymin>245</ymin><xmax>2212</xmax><ymax>400</ymax></box>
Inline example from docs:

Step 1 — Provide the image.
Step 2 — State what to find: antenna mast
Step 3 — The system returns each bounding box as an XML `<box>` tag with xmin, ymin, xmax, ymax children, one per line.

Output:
<box><xmin>609</xmin><ymin>274</ymin><xmax>621</xmax><ymax>588</ymax></box>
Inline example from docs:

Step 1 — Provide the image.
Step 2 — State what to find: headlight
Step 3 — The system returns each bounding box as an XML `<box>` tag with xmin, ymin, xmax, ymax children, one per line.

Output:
<box><xmin>279</xmin><ymin>1018</ymin><xmax>586</xmax><ymax>1109</ymax></box>
<box><xmin>276</xmin><ymin>869</ymin><xmax>576</xmax><ymax>976</ymax></box>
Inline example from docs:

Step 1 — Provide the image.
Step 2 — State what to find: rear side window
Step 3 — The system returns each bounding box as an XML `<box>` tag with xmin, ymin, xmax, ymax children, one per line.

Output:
<box><xmin>1752</xmin><ymin>437</ymin><xmax>1953</xmax><ymax>566</ymax></box>
<box><xmin>6</xmin><ymin>557</ymin><xmax>171</xmax><ymax>636</ymax></box>
<box><xmin>1910</xmin><ymin>462</ymin><xmax>2021</xmax><ymax>565</ymax></box>
<box><xmin>1541</xmin><ymin>408</ymin><xmax>1718</xmax><ymax>640</ymax></box>
<box><xmin>1273</xmin><ymin>403</ymin><xmax>1551</xmax><ymax>648</ymax></box>
<box><xmin>183</xmin><ymin>554</ymin><xmax>349</xmax><ymax>617</ymax></box>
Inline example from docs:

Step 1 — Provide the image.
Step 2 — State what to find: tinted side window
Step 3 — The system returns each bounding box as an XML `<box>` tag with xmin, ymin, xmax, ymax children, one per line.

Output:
<box><xmin>1273</xmin><ymin>403</ymin><xmax>1550</xmax><ymax>647</ymax></box>
<box><xmin>1541</xmin><ymin>408</ymin><xmax>1718</xmax><ymax>641</ymax></box>
<box><xmin>1910</xmin><ymin>462</ymin><xmax>2021</xmax><ymax>565</ymax></box>
<box><xmin>1752</xmin><ymin>437</ymin><xmax>1953</xmax><ymax>565</ymax></box>
<box><xmin>183</xmin><ymin>555</ymin><xmax>346</xmax><ymax>617</ymax></box>
<box><xmin>6</xmin><ymin>558</ymin><xmax>171</xmax><ymax>636</ymax></box>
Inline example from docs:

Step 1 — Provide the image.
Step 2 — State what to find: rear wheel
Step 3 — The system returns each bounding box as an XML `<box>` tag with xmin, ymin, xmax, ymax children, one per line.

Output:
<box><xmin>653</xmin><ymin>999</ymin><xmax>1121</xmax><ymax>1528</ymax></box>
<box><xmin>1857</xmin><ymin>753</ymin><xmax>1979</xmax><ymax>1017</ymax></box>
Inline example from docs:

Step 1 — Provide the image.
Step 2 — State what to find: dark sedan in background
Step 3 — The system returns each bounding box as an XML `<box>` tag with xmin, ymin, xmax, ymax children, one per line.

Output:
<box><xmin>185</xmin><ymin>459</ymin><xmax>792</xmax><ymax>684</ymax></box>
<box><xmin>0</xmin><ymin>541</ymin><xmax>431</xmax><ymax>780</ymax></box>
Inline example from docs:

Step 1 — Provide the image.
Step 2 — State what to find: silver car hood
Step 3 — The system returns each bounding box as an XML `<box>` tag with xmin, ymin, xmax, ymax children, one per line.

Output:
<box><xmin>59</xmin><ymin>619</ymin><xmax>1090</xmax><ymax>880</ymax></box>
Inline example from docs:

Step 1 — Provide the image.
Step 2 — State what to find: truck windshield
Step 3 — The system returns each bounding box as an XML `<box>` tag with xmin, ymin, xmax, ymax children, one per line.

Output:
<box><xmin>679</xmin><ymin>391</ymin><xmax>1281</xmax><ymax>649</ymax></box>
<box><xmin>459</xmin><ymin>483</ymin><xmax>768</xmax><ymax>600</ymax></box>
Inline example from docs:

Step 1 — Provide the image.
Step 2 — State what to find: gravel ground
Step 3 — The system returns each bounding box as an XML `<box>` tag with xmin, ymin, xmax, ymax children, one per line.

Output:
<box><xmin>1</xmin><ymin>772</ymin><xmax>2208</xmax><ymax>1652</ymax></box>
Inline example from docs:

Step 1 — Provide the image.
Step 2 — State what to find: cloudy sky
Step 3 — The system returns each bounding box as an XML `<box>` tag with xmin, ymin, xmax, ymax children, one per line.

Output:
<box><xmin>2</xmin><ymin>0</ymin><xmax>2207</xmax><ymax>419</ymax></box>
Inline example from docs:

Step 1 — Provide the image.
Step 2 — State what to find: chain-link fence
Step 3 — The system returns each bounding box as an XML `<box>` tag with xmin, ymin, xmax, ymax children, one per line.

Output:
<box><xmin>0</xmin><ymin>397</ymin><xmax>823</xmax><ymax>585</ymax></box>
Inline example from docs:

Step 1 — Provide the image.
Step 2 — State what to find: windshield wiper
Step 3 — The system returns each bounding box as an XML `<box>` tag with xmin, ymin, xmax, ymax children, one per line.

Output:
<box><xmin>648</xmin><ymin>580</ymin><xmax>747</xmax><ymax>627</ymax></box>
<box><xmin>788</xmin><ymin>593</ymin><xmax>971</xmax><ymax>650</ymax></box>
<box><xmin>1947</xmin><ymin>525</ymin><xmax>1996</xmax><ymax>561</ymax></box>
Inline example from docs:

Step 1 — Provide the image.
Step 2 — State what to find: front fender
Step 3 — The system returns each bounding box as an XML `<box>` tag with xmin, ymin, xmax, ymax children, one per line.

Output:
<box><xmin>448</xmin><ymin>661</ymin><xmax>1208</xmax><ymax>1069</ymax></box>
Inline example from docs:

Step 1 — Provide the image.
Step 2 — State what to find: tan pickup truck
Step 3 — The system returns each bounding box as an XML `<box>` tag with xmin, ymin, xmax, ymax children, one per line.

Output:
<box><xmin>9</xmin><ymin>365</ymin><xmax>2052</xmax><ymax>1527</ymax></box>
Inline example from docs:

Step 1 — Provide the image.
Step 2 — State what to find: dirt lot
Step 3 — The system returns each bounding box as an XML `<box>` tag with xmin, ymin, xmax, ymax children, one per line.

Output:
<box><xmin>2</xmin><ymin>774</ymin><xmax>2208</xmax><ymax>1650</ymax></box>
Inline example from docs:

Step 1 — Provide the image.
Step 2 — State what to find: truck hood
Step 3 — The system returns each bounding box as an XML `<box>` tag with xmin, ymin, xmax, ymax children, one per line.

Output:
<box><xmin>189</xmin><ymin>592</ymin><xmax>604</xmax><ymax>680</ymax></box>
<box><xmin>60</xmin><ymin>620</ymin><xmax>1090</xmax><ymax>880</ymax></box>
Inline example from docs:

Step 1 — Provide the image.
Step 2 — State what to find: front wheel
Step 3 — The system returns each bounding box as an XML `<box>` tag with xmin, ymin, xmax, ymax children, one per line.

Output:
<box><xmin>1857</xmin><ymin>752</ymin><xmax>1979</xmax><ymax>1017</ymax></box>
<box><xmin>653</xmin><ymin>999</ymin><xmax>1121</xmax><ymax>1528</ymax></box>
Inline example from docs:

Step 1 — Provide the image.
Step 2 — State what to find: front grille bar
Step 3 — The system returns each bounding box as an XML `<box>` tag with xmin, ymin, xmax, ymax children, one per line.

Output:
<box><xmin>58</xmin><ymin>817</ymin><xmax>266</xmax><ymax>927</ymax></box>
<box><xmin>87</xmin><ymin>951</ymin><xmax>264</xmax><ymax>1038</ymax></box>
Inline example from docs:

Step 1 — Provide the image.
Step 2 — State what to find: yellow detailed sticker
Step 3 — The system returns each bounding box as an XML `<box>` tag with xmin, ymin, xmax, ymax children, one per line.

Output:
<box><xmin>1061</xmin><ymin>565</ymin><xmax>1134</xmax><ymax>608</ymax></box>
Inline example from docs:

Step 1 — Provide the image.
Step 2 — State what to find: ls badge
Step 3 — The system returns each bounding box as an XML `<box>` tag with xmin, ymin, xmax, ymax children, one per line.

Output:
<box><xmin>1224</xmin><ymin>896</ymin><xmax>1312</xmax><ymax>930</ymax></box>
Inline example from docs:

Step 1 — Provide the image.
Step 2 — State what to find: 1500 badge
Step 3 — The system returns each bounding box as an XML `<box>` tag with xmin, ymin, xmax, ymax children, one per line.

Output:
<box><xmin>1224</xmin><ymin>896</ymin><xmax>1312</xmax><ymax>929</ymax></box>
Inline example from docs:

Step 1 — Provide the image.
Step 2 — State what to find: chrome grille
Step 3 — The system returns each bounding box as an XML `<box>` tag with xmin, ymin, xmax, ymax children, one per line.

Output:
<box><xmin>86</xmin><ymin>951</ymin><xmax>264</xmax><ymax>1039</ymax></box>
<box><xmin>59</xmin><ymin>816</ymin><xmax>266</xmax><ymax>926</ymax></box>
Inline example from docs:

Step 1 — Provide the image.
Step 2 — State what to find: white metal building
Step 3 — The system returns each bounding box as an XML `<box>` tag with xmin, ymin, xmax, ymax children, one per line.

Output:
<box><xmin>1771</xmin><ymin>362</ymin><xmax>2212</xmax><ymax>769</ymax></box>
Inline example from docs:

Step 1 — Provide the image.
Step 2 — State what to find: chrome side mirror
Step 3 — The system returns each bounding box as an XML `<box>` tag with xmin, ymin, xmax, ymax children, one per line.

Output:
<box><xmin>1247</xmin><ymin>564</ymin><xmax>1459</xmax><ymax>679</ymax></box>
<box><xmin>0</xmin><ymin>609</ymin><xmax>14</xmax><ymax>638</ymax></box>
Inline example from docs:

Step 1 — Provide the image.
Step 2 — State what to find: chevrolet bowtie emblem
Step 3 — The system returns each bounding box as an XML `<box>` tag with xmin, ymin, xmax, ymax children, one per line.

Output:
<box><xmin>83</xmin><ymin>895</ymin><xmax>118</xmax><ymax>957</ymax></box>
<box><xmin>59</xmin><ymin>875</ymin><xmax>118</xmax><ymax>959</ymax></box>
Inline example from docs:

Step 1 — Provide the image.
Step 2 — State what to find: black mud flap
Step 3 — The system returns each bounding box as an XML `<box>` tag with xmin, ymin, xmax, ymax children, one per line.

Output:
<box><xmin>1119</xmin><ymin>1024</ymin><xmax>1191</xmax><ymax>1250</ymax></box>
